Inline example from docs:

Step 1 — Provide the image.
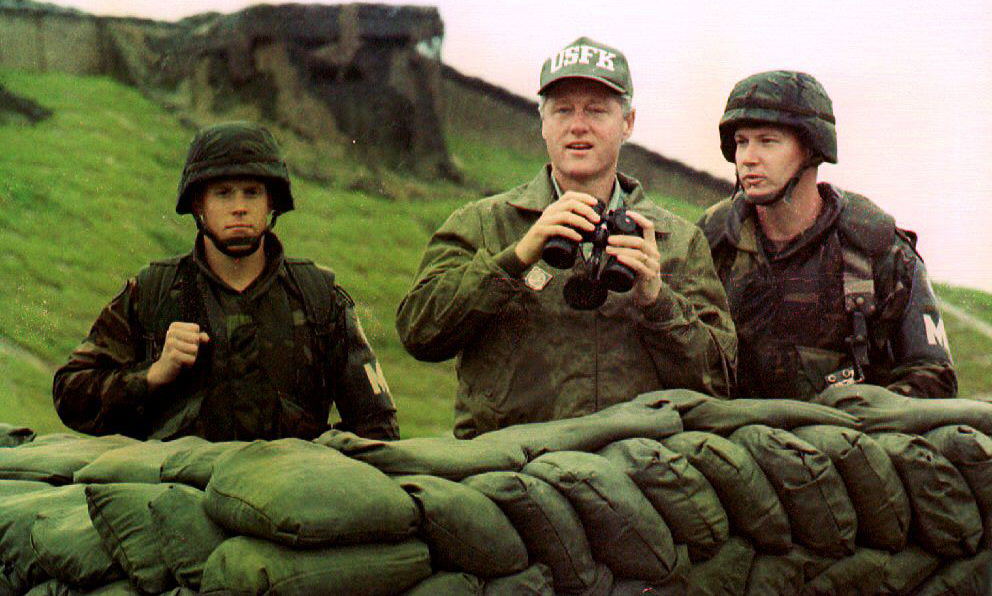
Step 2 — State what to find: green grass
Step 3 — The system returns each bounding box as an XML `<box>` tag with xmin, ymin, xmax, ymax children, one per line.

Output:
<box><xmin>0</xmin><ymin>351</ymin><xmax>72</xmax><ymax>434</ymax></box>
<box><xmin>941</xmin><ymin>310</ymin><xmax>992</xmax><ymax>398</ymax></box>
<box><xmin>937</xmin><ymin>283</ymin><xmax>992</xmax><ymax>327</ymax></box>
<box><xmin>2</xmin><ymin>69</ymin><xmax>990</xmax><ymax>442</ymax></box>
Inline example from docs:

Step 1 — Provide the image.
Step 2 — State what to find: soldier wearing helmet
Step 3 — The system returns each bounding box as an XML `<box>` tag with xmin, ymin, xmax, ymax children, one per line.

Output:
<box><xmin>54</xmin><ymin>122</ymin><xmax>399</xmax><ymax>441</ymax></box>
<box><xmin>698</xmin><ymin>71</ymin><xmax>956</xmax><ymax>400</ymax></box>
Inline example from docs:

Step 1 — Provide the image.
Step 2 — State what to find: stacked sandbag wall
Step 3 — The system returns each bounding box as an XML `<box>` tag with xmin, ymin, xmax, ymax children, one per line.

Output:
<box><xmin>1</xmin><ymin>387</ymin><xmax>991</xmax><ymax>594</ymax></box>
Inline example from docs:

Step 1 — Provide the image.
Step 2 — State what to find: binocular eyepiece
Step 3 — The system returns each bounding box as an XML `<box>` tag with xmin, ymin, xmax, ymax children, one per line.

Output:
<box><xmin>542</xmin><ymin>203</ymin><xmax>642</xmax><ymax>310</ymax></box>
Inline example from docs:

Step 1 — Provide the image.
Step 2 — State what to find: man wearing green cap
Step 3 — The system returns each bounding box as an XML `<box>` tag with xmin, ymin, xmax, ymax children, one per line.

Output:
<box><xmin>397</xmin><ymin>37</ymin><xmax>736</xmax><ymax>438</ymax></box>
<box><xmin>698</xmin><ymin>70</ymin><xmax>956</xmax><ymax>399</ymax></box>
<box><xmin>54</xmin><ymin>121</ymin><xmax>399</xmax><ymax>441</ymax></box>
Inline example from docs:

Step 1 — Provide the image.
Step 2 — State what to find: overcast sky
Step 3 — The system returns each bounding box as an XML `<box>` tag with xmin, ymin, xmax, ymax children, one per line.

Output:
<box><xmin>52</xmin><ymin>0</ymin><xmax>992</xmax><ymax>291</ymax></box>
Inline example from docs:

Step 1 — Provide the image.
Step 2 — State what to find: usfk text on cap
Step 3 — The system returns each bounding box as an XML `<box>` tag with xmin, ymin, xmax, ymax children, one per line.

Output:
<box><xmin>538</xmin><ymin>36</ymin><xmax>632</xmax><ymax>97</ymax></box>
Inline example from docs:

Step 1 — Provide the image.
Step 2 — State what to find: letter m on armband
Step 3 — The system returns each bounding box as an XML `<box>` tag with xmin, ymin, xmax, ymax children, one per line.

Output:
<box><xmin>363</xmin><ymin>361</ymin><xmax>391</xmax><ymax>396</ymax></box>
<box><xmin>923</xmin><ymin>313</ymin><xmax>950</xmax><ymax>352</ymax></box>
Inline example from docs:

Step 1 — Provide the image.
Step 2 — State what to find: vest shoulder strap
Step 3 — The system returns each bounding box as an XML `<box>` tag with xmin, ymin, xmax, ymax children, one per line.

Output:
<box><xmin>134</xmin><ymin>255</ymin><xmax>185</xmax><ymax>333</ymax></box>
<box><xmin>284</xmin><ymin>258</ymin><xmax>341</xmax><ymax>328</ymax></box>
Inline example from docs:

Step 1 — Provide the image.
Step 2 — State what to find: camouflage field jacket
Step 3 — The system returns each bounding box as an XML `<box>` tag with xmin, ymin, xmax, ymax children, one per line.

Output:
<box><xmin>53</xmin><ymin>234</ymin><xmax>398</xmax><ymax>441</ymax></box>
<box><xmin>396</xmin><ymin>167</ymin><xmax>737</xmax><ymax>438</ymax></box>
<box><xmin>698</xmin><ymin>184</ymin><xmax>956</xmax><ymax>400</ymax></box>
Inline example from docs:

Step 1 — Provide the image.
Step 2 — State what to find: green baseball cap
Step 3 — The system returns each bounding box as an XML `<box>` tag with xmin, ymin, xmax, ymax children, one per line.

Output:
<box><xmin>538</xmin><ymin>36</ymin><xmax>632</xmax><ymax>97</ymax></box>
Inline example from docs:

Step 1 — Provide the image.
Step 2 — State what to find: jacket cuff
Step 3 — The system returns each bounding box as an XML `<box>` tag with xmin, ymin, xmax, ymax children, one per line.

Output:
<box><xmin>639</xmin><ymin>282</ymin><xmax>686</xmax><ymax>323</ymax></box>
<box><xmin>122</xmin><ymin>366</ymin><xmax>152</xmax><ymax>405</ymax></box>
<box><xmin>493</xmin><ymin>243</ymin><xmax>530</xmax><ymax>279</ymax></box>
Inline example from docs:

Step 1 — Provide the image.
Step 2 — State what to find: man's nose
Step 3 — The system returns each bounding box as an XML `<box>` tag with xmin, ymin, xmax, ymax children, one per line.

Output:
<box><xmin>231</xmin><ymin>192</ymin><xmax>250</xmax><ymax>212</ymax></box>
<box><xmin>738</xmin><ymin>143</ymin><xmax>759</xmax><ymax>165</ymax></box>
<box><xmin>568</xmin><ymin>112</ymin><xmax>591</xmax><ymax>133</ymax></box>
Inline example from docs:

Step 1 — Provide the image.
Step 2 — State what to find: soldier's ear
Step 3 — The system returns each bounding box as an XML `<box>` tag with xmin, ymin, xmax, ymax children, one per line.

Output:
<box><xmin>622</xmin><ymin>107</ymin><xmax>635</xmax><ymax>142</ymax></box>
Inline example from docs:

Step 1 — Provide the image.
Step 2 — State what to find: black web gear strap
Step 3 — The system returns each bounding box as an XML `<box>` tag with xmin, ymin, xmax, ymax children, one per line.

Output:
<box><xmin>839</xmin><ymin>235</ymin><xmax>876</xmax><ymax>384</ymax></box>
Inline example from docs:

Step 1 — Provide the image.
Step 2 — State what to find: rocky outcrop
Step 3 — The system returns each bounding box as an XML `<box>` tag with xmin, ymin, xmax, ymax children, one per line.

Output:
<box><xmin>0</xmin><ymin>2</ymin><xmax>453</xmax><ymax>177</ymax></box>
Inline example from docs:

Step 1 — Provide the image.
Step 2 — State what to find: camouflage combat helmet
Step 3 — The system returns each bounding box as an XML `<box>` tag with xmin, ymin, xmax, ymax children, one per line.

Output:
<box><xmin>719</xmin><ymin>71</ymin><xmax>837</xmax><ymax>165</ymax></box>
<box><xmin>176</xmin><ymin>121</ymin><xmax>294</xmax><ymax>215</ymax></box>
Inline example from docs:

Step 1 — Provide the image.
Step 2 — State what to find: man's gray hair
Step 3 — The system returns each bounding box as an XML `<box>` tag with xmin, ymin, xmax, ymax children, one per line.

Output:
<box><xmin>538</xmin><ymin>93</ymin><xmax>634</xmax><ymax>118</ymax></box>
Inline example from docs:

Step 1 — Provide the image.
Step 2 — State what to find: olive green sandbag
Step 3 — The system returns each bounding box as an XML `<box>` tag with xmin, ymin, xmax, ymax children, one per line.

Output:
<box><xmin>648</xmin><ymin>388</ymin><xmax>859</xmax><ymax>434</ymax></box>
<box><xmin>0</xmin><ymin>423</ymin><xmax>35</xmax><ymax>447</ymax></box>
<box><xmin>473</xmin><ymin>394</ymin><xmax>682</xmax><ymax>460</ymax></box>
<box><xmin>879</xmin><ymin>545</ymin><xmax>940</xmax><ymax>595</ymax></box>
<box><xmin>745</xmin><ymin>553</ymin><xmax>805</xmax><ymax>595</ymax></box>
<box><xmin>159</xmin><ymin>441</ymin><xmax>247</xmax><ymax>489</ymax></box>
<box><xmin>199</xmin><ymin>536</ymin><xmax>432</xmax><ymax>595</ymax></box>
<box><xmin>685</xmin><ymin>535</ymin><xmax>755</xmax><ymax>594</ymax></box>
<box><xmin>730</xmin><ymin>425</ymin><xmax>856</xmax><ymax>557</ymax></box>
<box><xmin>523</xmin><ymin>451</ymin><xmax>680</xmax><ymax>582</ymax></box>
<box><xmin>148</xmin><ymin>484</ymin><xmax>228</xmax><ymax>590</ymax></box>
<box><xmin>461</xmin><ymin>471</ymin><xmax>596</xmax><ymax>592</ymax></box>
<box><xmin>316</xmin><ymin>430</ymin><xmax>526</xmax><ymax>479</ymax></box>
<box><xmin>205</xmin><ymin>439</ymin><xmax>419</xmax><ymax>547</ymax></box>
<box><xmin>914</xmin><ymin>549</ymin><xmax>992</xmax><ymax>596</ymax></box>
<box><xmin>663</xmin><ymin>431</ymin><xmax>791</xmax><ymax>553</ymax></box>
<box><xmin>748</xmin><ymin>544</ymin><xmax>886</xmax><ymax>596</ymax></box>
<box><xmin>484</xmin><ymin>563</ymin><xmax>555</xmax><ymax>595</ymax></box>
<box><xmin>0</xmin><ymin>479</ymin><xmax>53</xmax><ymax>497</ymax></box>
<box><xmin>598</xmin><ymin>438</ymin><xmax>729</xmax><ymax>562</ymax></box>
<box><xmin>610</xmin><ymin>545</ymin><xmax>690</xmax><ymax>595</ymax></box>
<box><xmin>30</xmin><ymin>497</ymin><xmax>123</xmax><ymax>588</ymax></box>
<box><xmin>0</xmin><ymin>434</ymin><xmax>137</xmax><ymax>484</ymax></box>
<box><xmin>925</xmin><ymin>425</ymin><xmax>992</xmax><ymax>548</ymax></box>
<box><xmin>23</xmin><ymin>579</ymin><xmax>144</xmax><ymax>595</ymax></box>
<box><xmin>1</xmin><ymin>485</ymin><xmax>90</xmax><ymax>593</ymax></box>
<box><xmin>404</xmin><ymin>571</ymin><xmax>483</xmax><ymax>595</ymax></box>
<box><xmin>85</xmin><ymin>483</ymin><xmax>174</xmax><ymax>594</ymax></box>
<box><xmin>792</xmin><ymin>425</ymin><xmax>910</xmax><ymax>551</ymax></box>
<box><xmin>873</xmin><ymin>432</ymin><xmax>982</xmax><ymax>557</ymax></box>
<box><xmin>802</xmin><ymin>547</ymin><xmax>889</xmax><ymax>595</ymax></box>
<box><xmin>74</xmin><ymin>436</ymin><xmax>207</xmax><ymax>484</ymax></box>
<box><xmin>815</xmin><ymin>383</ymin><xmax>992</xmax><ymax>434</ymax></box>
<box><xmin>23</xmin><ymin>580</ymin><xmax>196</xmax><ymax>596</ymax></box>
<box><xmin>396</xmin><ymin>474</ymin><xmax>528</xmax><ymax>578</ymax></box>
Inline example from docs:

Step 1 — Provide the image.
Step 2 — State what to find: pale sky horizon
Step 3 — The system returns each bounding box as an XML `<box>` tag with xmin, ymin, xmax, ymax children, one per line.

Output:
<box><xmin>48</xmin><ymin>0</ymin><xmax>992</xmax><ymax>292</ymax></box>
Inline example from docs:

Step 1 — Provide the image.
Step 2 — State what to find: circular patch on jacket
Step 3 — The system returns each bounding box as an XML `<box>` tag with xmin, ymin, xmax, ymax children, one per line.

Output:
<box><xmin>524</xmin><ymin>266</ymin><xmax>553</xmax><ymax>291</ymax></box>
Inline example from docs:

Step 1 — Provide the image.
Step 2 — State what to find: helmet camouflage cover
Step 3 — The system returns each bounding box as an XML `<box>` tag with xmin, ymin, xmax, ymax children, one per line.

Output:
<box><xmin>176</xmin><ymin>121</ymin><xmax>294</xmax><ymax>215</ymax></box>
<box><xmin>719</xmin><ymin>70</ymin><xmax>837</xmax><ymax>165</ymax></box>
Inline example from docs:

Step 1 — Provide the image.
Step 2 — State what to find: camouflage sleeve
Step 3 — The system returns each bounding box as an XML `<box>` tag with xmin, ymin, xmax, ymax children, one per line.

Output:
<box><xmin>877</xmin><ymin>238</ymin><xmax>957</xmax><ymax>398</ymax></box>
<box><xmin>330</xmin><ymin>288</ymin><xmax>400</xmax><ymax>440</ymax></box>
<box><xmin>51</xmin><ymin>279</ymin><xmax>155</xmax><ymax>436</ymax></box>
<box><xmin>635</xmin><ymin>226</ymin><xmax>738</xmax><ymax>397</ymax></box>
<box><xmin>395</xmin><ymin>203</ymin><xmax>529</xmax><ymax>362</ymax></box>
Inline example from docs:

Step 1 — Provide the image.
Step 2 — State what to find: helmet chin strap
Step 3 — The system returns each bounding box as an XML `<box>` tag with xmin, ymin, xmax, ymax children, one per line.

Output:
<box><xmin>195</xmin><ymin>212</ymin><xmax>280</xmax><ymax>259</ymax></box>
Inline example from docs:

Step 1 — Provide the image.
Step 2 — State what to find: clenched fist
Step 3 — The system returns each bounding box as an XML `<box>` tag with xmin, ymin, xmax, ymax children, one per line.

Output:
<box><xmin>146</xmin><ymin>322</ymin><xmax>210</xmax><ymax>390</ymax></box>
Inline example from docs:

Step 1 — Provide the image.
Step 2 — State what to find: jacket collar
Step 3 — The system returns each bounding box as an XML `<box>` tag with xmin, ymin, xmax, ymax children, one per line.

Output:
<box><xmin>722</xmin><ymin>182</ymin><xmax>846</xmax><ymax>256</ymax></box>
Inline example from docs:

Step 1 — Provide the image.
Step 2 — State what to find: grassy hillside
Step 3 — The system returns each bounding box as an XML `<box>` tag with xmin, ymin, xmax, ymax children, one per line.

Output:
<box><xmin>1</xmin><ymin>69</ymin><xmax>989</xmax><ymax>438</ymax></box>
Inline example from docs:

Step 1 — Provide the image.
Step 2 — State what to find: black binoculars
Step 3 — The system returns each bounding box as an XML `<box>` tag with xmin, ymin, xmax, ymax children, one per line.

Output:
<box><xmin>542</xmin><ymin>203</ymin><xmax>642</xmax><ymax>310</ymax></box>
